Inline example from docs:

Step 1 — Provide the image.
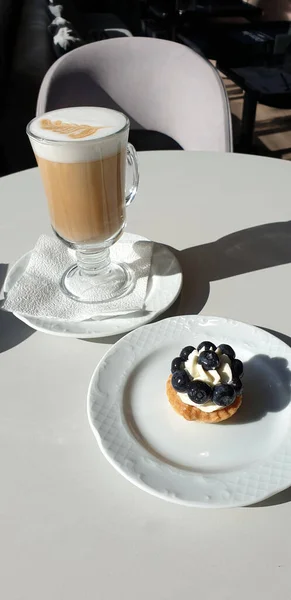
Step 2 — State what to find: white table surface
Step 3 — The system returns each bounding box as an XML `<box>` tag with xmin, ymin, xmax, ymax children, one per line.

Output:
<box><xmin>1</xmin><ymin>151</ymin><xmax>291</xmax><ymax>600</ymax></box>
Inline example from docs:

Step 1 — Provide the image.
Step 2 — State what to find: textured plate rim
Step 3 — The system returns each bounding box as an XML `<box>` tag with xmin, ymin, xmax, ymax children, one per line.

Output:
<box><xmin>87</xmin><ymin>315</ymin><xmax>291</xmax><ymax>508</ymax></box>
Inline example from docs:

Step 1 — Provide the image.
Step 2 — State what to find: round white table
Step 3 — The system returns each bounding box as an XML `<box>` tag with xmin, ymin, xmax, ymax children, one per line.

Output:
<box><xmin>1</xmin><ymin>151</ymin><xmax>291</xmax><ymax>600</ymax></box>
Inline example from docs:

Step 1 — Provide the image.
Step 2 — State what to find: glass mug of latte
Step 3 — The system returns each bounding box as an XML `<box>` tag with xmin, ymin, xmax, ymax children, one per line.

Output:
<box><xmin>27</xmin><ymin>107</ymin><xmax>139</xmax><ymax>303</ymax></box>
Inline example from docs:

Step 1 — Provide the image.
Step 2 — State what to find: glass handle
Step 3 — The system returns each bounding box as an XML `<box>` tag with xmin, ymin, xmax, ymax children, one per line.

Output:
<box><xmin>125</xmin><ymin>143</ymin><xmax>139</xmax><ymax>206</ymax></box>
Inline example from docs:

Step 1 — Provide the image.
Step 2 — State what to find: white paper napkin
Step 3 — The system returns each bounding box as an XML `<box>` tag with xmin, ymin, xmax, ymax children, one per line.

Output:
<box><xmin>3</xmin><ymin>234</ymin><xmax>153</xmax><ymax>321</ymax></box>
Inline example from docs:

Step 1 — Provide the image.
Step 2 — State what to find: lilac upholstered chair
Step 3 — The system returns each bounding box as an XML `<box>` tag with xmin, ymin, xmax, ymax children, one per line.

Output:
<box><xmin>37</xmin><ymin>37</ymin><xmax>232</xmax><ymax>152</ymax></box>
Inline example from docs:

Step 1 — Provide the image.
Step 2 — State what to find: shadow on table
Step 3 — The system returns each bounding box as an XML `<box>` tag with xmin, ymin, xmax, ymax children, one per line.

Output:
<box><xmin>88</xmin><ymin>220</ymin><xmax>291</xmax><ymax>345</ymax></box>
<box><xmin>0</xmin><ymin>263</ymin><xmax>35</xmax><ymax>353</ymax></box>
<box><xmin>252</xmin><ymin>486</ymin><xmax>291</xmax><ymax>507</ymax></box>
<box><xmin>0</xmin><ymin>264</ymin><xmax>8</xmax><ymax>290</ymax></box>
<box><xmin>169</xmin><ymin>220</ymin><xmax>291</xmax><ymax>316</ymax></box>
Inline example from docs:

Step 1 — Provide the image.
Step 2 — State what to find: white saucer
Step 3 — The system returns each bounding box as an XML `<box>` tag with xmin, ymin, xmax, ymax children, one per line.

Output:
<box><xmin>4</xmin><ymin>235</ymin><xmax>182</xmax><ymax>338</ymax></box>
<box><xmin>88</xmin><ymin>315</ymin><xmax>291</xmax><ymax>508</ymax></box>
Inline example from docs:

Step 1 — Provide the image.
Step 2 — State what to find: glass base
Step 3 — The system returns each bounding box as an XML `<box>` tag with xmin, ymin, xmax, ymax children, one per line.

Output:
<box><xmin>61</xmin><ymin>261</ymin><xmax>134</xmax><ymax>304</ymax></box>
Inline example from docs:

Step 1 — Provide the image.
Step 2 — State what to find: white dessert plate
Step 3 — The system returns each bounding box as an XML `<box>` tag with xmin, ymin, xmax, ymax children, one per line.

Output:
<box><xmin>88</xmin><ymin>315</ymin><xmax>291</xmax><ymax>508</ymax></box>
<box><xmin>4</xmin><ymin>235</ymin><xmax>182</xmax><ymax>338</ymax></box>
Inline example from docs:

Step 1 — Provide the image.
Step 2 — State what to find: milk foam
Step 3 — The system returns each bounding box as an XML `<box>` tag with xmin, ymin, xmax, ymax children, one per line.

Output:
<box><xmin>28</xmin><ymin>107</ymin><xmax>128</xmax><ymax>163</ymax></box>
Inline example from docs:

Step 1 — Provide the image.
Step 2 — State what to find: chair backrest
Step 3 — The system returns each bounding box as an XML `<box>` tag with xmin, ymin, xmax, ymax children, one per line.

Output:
<box><xmin>37</xmin><ymin>37</ymin><xmax>232</xmax><ymax>151</ymax></box>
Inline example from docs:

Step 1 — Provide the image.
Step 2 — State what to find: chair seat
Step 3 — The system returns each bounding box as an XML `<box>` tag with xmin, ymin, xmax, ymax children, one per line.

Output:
<box><xmin>129</xmin><ymin>130</ymin><xmax>182</xmax><ymax>151</ymax></box>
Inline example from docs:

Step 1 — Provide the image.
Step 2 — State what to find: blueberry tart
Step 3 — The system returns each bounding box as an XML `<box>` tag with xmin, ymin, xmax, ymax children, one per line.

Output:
<box><xmin>166</xmin><ymin>342</ymin><xmax>243</xmax><ymax>423</ymax></box>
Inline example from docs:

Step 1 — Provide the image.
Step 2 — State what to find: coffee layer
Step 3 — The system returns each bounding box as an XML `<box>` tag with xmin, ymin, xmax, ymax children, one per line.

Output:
<box><xmin>36</xmin><ymin>149</ymin><xmax>126</xmax><ymax>244</ymax></box>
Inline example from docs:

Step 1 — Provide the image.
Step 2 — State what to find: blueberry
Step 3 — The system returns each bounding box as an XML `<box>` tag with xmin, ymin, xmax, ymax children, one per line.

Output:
<box><xmin>213</xmin><ymin>384</ymin><xmax>235</xmax><ymax>407</ymax></box>
<box><xmin>232</xmin><ymin>358</ymin><xmax>243</xmax><ymax>379</ymax></box>
<box><xmin>180</xmin><ymin>346</ymin><xmax>195</xmax><ymax>361</ymax></box>
<box><xmin>171</xmin><ymin>357</ymin><xmax>184</xmax><ymax>373</ymax></box>
<box><xmin>218</xmin><ymin>344</ymin><xmax>235</xmax><ymax>359</ymax></box>
<box><xmin>197</xmin><ymin>341</ymin><xmax>217</xmax><ymax>352</ymax></box>
<box><xmin>232</xmin><ymin>378</ymin><xmax>243</xmax><ymax>394</ymax></box>
<box><xmin>187</xmin><ymin>381</ymin><xmax>213</xmax><ymax>405</ymax></box>
<box><xmin>198</xmin><ymin>350</ymin><xmax>220</xmax><ymax>371</ymax></box>
<box><xmin>171</xmin><ymin>370</ymin><xmax>190</xmax><ymax>393</ymax></box>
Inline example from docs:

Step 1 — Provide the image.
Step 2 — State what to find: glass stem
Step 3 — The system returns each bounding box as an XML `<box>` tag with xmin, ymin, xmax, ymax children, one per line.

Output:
<box><xmin>75</xmin><ymin>247</ymin><xmax>111</xmax><ymax>277</ymax></box>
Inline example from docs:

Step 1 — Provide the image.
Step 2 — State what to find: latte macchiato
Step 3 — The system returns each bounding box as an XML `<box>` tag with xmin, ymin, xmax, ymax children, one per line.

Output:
<box><xmin>28</xmin><ymin>107</ymin><xmax>128</xmax><ymax>244</ymax></box>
